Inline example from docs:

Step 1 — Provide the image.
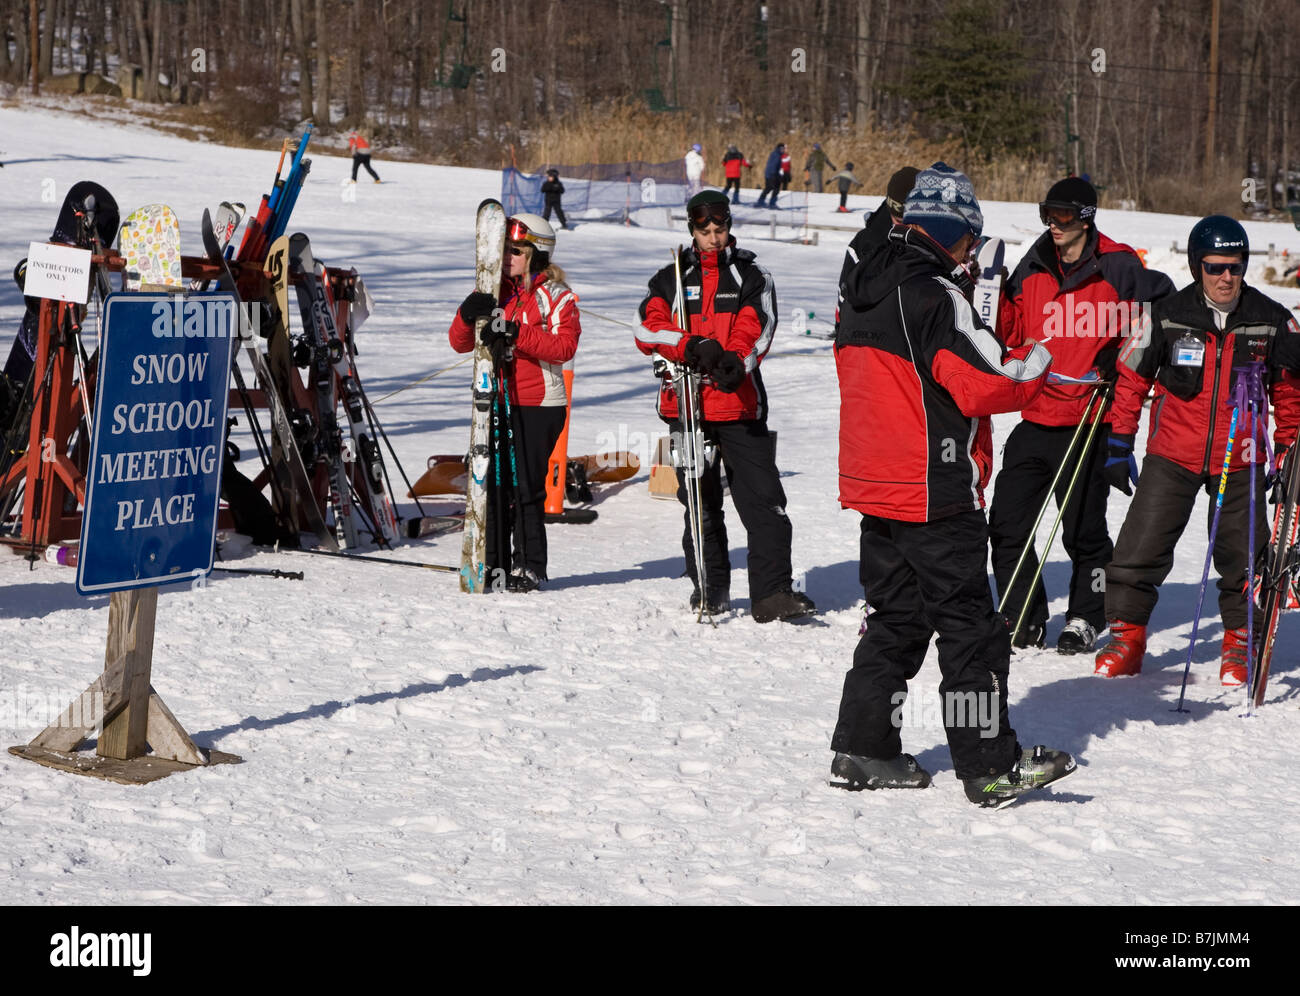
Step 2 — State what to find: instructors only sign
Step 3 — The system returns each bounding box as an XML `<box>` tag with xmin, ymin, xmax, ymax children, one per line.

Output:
<box><xmin>76</xmin><ymin>292</ymin><xmax>238</xmax><ymax>595</ymax></box>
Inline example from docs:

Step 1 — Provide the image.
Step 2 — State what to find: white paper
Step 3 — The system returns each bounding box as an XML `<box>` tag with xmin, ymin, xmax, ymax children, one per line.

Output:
<box><xmin>24</xmin><ymin>240</ymin><xmax>93</xmax><ymax>304</ymax></box>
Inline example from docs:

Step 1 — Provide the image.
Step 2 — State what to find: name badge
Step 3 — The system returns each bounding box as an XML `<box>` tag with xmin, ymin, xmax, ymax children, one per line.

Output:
<box><xmin>1173</xmin><ymin>334</ymin><xmax>1204</xmax><ymax>368</ymax></box>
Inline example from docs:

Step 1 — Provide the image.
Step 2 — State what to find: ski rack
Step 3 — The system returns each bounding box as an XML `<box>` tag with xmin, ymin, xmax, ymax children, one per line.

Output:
<box><xmin>0</xmin><ymin>248</ymin><xmax>255</xmax><ymax>556</ymax></box>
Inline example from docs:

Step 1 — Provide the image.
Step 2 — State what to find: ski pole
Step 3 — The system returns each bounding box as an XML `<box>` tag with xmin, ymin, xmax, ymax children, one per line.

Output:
<box><xmin>1010</xmin><ymin>380</ymin><xmax>1113</xmax><ymax>644</ymax></box>
<box><xmin>368</xmin><ymin>356</ymin><xmax>472</xmax><ymax>404</ymax></box>
<box><xmin>286</xmin><ymin>547</ymin><xmax>458</xmax><ymax>573</ymax></box>
<box><xmin>1175</xmin><ymin>374</ymin><xmax>1253</xmax><ymax>711</ymax></box>
<box><xmin>998</xmin><ymin>382</ymin><xmax>1106</xmax><ymax>620</ymax></box>
<box><xmin>1240</xmin><ymin>363</ymin><xmax>1269</xmax><ymax>708</ymax></box>
<box><xmin>212</xmin><ymin>566</ymin><xmax>304</xmax><ymax>580</ymax></box>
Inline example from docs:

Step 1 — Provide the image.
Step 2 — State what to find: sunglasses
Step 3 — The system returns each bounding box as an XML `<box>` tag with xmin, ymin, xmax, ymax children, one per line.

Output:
<box><xmin>689</xmin><ymin>204</ymin><xmax>731</xmax><ymax>229</ymax></box>
<box><xmin>1201</xmin><ymin>260</ymin><xmax>1245</xmax><ymax>276</ymax></box>
<box><xmin>507</xmin><ymin>244</ymin><xmax>530</xmax><ymax>257</ymax></box>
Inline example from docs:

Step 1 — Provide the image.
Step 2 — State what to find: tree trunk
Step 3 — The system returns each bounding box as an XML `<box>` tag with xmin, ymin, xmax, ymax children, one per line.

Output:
<box><xmin>289</xmin><ymin>0</ymin><xmax>313</xmax><ymax>120</ymax></box>
<box><xmin>314</xmin><ymin>0</ymin><xmax>329</xmax><ymax>125</ymax></box>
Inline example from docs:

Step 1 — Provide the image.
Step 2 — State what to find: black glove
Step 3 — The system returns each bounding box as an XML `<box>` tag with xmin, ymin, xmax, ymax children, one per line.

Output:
<box><xmin>481</xmin><ymin>319</ymin><xmax>519</xmax><ymax>366</ymax></box>
<box><xmin>1103</xmin><ymin>431</ymin><xmax>1139</xmax><ymax>496</ymax></box>
<box><xmin>683</xmin><ymin>335</ymin><xmax>723</xmax><ymax>372</ymax></box>
<box><xmin>710</xmin><ymin>351</ymin><xmax>746</xmax><ymax>392</ymax></box>
<box><xmin>1093</xmin><ymin>345</ymin><xmax>1118</xmax><ymax>382</ymax></box>
<box><xmin>459</xmin><ymin>291</ymin><xmax>497</xmax><ymax>324</ymax></box>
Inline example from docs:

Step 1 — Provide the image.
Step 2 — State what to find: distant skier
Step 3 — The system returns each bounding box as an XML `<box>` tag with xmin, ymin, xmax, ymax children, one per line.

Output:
<box><xmin>756</xmin><ymin>143</ymin><xmax>785</xmax><ymax>208</ymax></box>
<box><xmin>348</xmin><ymin>131</ymin><xmax>381</xmax><ymax>183</ymax></box>
<box><xmin>541</xmin><ymin>168</ymin><xmax>568</xmax><ymax>230</ymax></box>
<box><xmin>830</xmin><ymin>162</ymin><xmax>1072</xmax><ymax>807</ymax></box>
<box><xmin>448</xmin><ymin>214</ymin><xmax>580</xmax><ymax>591</ymax></box>
<box><xmin>828</xmin><ymin>162</ymin><xmax>862</xmax><ymax>213</ymax></box>
<box><xmin>721</xmin><ymin>145</ymin><xmax>751</xmax><ymax>205</ymax></box>
<box><xmin>804</xmin><ymin>143</ymin><xmax>836</xmax><ymax>193</ymax></box>
<box><xmin>684</xmin><ymin>143</ymin><xmax>705</xmax><ymax>198</ymax></box>
<box><xmin>780</xmin><ymin>146</ymin><xmax>793</xmax><ymax>191</ymax></box>
<box><xmin>1095</xmin><ymin>215</ymin><xmax>1300</xmax><ymax>683</ymax></box>
<box><xmin>635</xmin><ymin>190</ymin><xmax>815</xmax><ymax>623</ymax></box>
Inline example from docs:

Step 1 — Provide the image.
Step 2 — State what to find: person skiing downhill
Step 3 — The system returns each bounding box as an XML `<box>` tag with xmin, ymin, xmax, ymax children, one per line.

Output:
<box><xmin>635</xmin><ymin>190</ymin><xmax>815</xmax><ymax>623</ymax></box>
<box><xmin>1095</xmin><ymin>215</ymin><xmax>1300</xmax><ymax>684</ymax></box>
<box><xmin>449</xmin><ymin>213</ymin><xmax>580</xmax><ymax>591</ymax></box>
<box><xmin>830</xmin><ymin>162</ymin><xmax>1074</xmax><ymax>807</ymax></box>
<box><xmin>989</xmin><ymin>177</ymin><xmax>1175</xmax><ymax>654</ymax></box>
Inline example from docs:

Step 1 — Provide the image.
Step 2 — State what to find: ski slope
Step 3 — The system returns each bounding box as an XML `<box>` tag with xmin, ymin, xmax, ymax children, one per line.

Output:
<box><xmin>1</xmin><ymin>104</ymin><xmax>1299</xmax><ymax>906</ymax></box>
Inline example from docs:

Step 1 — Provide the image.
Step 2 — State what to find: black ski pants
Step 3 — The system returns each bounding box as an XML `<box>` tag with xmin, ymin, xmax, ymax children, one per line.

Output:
<box><xmin>989</xmin><ymin>419</ymin><xmax>1112</xmax><ymax>631</ymax></box>
<box><xmin>757</xmin><ymin>178</ymin><xmax>781</xmax><ymax>206</ymax></box>
<box><xmin>831</xmin><ymin>510</ymin><xmax>1019</xmax><ymax>781</ymax></box>
<box><xmin>542</xmin><ymin>196</ymin><xmax>567</xmax><ymax>228</ymax></box>
<box><xmin>1105</xmin><ymin>453</ymin><xmax>1268</xmax><ymax>630</ymax></box>
<box><xmin>669</xmin><ymin>417</ymin><xmax>793</xmax><ymax>602</ymax></box>
<box><xmin>351</xmin><ymin>153</ymin><xmax>380</xmax><ymax>182</ymax></box>
<box><xmin>486</xmin><ymin>401</ymin><xmax>566</xmax><ymax>582</ymax></box>
<box><xmin>723</xmin><ymin>177</ymin><xmax>742</xmax><ymax>203</ymax></box>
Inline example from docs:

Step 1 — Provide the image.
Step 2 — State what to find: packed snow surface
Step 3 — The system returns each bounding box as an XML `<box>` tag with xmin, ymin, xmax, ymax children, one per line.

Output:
<box><xmin>1</xmin><ymin>106</ymin><xmax>1299</xmax><ymax>905</ymax></box>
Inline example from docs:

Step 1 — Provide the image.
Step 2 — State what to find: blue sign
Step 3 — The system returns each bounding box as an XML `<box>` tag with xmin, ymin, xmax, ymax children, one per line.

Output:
<box><xmin>76</xmin><ymin>292</ymin><xmax>238</xmax><ymax>595</ymax></box>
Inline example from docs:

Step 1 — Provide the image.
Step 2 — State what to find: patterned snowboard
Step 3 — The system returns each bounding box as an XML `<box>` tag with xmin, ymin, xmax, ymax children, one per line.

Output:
<box><xmin>118</xmin><ymin>204</ymin><xmax>183</xmax><ymax>290</ymax></box>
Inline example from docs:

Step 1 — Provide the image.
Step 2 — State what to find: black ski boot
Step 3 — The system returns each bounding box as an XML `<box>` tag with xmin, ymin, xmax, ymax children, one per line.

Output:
<box><xmin>690</xmin><ymin>587</ymin><xmax>731</xmax><ymax>614</ymax></box>
<box><xmin>963</xmin><ymin>745</ymin><xmax>1076</xmax><ymax>809</ymax></box>
<box><xmin>1011</xmin><ymin>621</ymin><xmax>1046</xmax><ymax>649</ymax></box>
<box><xmin>830</xmin><ymin>752</ymin><xmax>932</xmax><ymax>790</ymax></box>
<box><xmin>752</xmin><ymin>589</ymin><xmax>816</xmax><ymax>623</ymax></box>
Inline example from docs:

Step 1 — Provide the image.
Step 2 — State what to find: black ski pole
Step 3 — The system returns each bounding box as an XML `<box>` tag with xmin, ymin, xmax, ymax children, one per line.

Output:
<box><xmin>285</xmin><ymin>546</ymin><xmax>457</xmax><ymax>573</ymax></box>
<box><xmin>212</xmin><ymin>566</ymin><xmax>304</xmax><ymax>580</ymax></box>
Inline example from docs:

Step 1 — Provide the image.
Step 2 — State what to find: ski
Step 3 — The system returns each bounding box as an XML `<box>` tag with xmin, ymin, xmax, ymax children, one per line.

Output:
<box><xmin>200</xmin><ymin>208</ymin><xmax>336</xmax><ymax>550</ymax></box>
<box><xmin>459</xmin><ymin>198</ymin><xmax>506</xmax><ymax>593</ymax></box>
<box><xmin>1251</xmin><ymin>446</ymin><xmax>1300</xmax><ymax>705</ymax></box>
<box><xmin>973</xmin><ymin>236</ymin><xmax>1005</xmax><ymax>330</ymax></box>
<box><xmin>288</xmin><ymin>233</ymin><xmax>360</xmax><ymax>550</ymax></box>
<box><xmin>191</xmin><ymin>201</ymin><xmax>245</xmax><ymax>291</ymax></box>
<box><xmin>288</xmin><ymin>233</ymin><xmax>399</xmax><ymax>547</ymax></box>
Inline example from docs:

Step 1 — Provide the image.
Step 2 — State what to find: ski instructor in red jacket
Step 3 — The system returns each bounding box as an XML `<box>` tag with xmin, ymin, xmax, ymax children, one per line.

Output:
<box><xmin>635</xmin><ymin>189</ymin><xmax>815</xmax><ymax>623</ymax></box>
<box><xmin>829</xmin><ymin>162</ymin><xmax>1074</xmax><ymax>807</ymax></box>
<box><xmin>990</xmin><ymin>177</ymin><xmax>1175</xmax><ymax>654</ymax></box>
<box><xmin>1095</xmin><ymin>215</ymin><xmax>1300</xmax><ymax>683</ymax></box>
<box><xmin>449</xmin><ymin>213</ymin><xmax>580</xmax><ymax>591</ymax></box>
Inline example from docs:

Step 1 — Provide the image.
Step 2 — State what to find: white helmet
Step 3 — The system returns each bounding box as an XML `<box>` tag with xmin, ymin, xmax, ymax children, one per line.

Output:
<box><xmin>507</xmin><ymin>213</ymin><xmax>556</xmax><ymax>254</ymax></box>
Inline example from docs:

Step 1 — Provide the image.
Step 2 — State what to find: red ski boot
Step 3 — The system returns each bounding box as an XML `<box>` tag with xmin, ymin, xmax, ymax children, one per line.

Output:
<box><xmin>1094</xmin><ymin>620</ymin><xmax>1146</xmax><ymax>677</ymax></box>
<box><xmin>1219</xmin><ymin>627</ymin><xmax>1252</xmax><ymax>687</ymax></box>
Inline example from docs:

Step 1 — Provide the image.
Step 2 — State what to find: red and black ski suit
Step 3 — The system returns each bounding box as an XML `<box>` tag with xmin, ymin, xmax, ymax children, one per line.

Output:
<box><xmin>831</xmin><ymin>226</ymin><xmax>1053</xmax><ymax>781</ymax></box>
<box><xmin>1104</xmin><ymin>281</ymin><xmax>1300</xmax><ymax>629</ymax></box>
<box><xmin>635</xmin><ymin>239</ymin><xmax>795</xmax><ymax>603</ymax></box>
<box><xmin>449</xmin><ymin>271</ymin><xmax>581</xmax><ymax>580</ymax></box>
<box><xmin>990</xmin><ymin>227</ymin><xmax>1175</xmax><ymax>634</ymax></box>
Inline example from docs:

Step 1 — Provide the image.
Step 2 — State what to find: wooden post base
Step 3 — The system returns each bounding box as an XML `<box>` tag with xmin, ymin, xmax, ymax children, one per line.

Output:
<box><xmin>8</xmin><ymin>587</ymin><xmax>241</xmax><ymax>783</ymax></box>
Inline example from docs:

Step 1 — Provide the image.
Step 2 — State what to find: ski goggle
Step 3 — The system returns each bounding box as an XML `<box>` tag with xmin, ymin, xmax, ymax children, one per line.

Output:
<box><xmin>1201</xmin><ymin>260</ymin><xmax>1245</xmax><ymax>276</ymax></box>
<box><xmin>506</xmin><ymin>218</ymin><xmax>555</xmax><ymax>251</ymax></box>
<box><xmin>1040</xmin><ymin>206</ymin><xmax>1081</xmax><ymax>228</ymax></box>
<box><xmin>689</xmin><ymin>203</ymin><xmax>731</xmax><ymax>229</ymax></box>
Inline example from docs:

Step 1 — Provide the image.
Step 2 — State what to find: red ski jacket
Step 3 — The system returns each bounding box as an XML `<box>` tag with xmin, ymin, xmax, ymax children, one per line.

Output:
<box><xmin>1112</xmin><ymin>282</ymin><xmax>1300</xmax><ymax>475</ymax></box>
<box><xmin>635</xmin><ymin>240</ymin><xmax>777</xmax><ymax>422</ymax></box>
<box><xmin>448</xmin><ymin>271</ymin><xmax>581</xmax><ymax>407</ymax></box>
<box><xmin>348</xmin><ymin>133</ymin><xmax>371</xmax><ymax>154</ymax></box>
<box><xmin>722</xmin><ymin>153</ymin><xmax>752</xmax><ymax>179</ymax></box>
<box><xmin>998</xmin><ymin>228</ymin><xmax>1175</xmax><ymax>427</ymax></box>
<box><xmin>836</xmin><ymin>227</ymin><xmax>1053</xmax><ymax>522</ymax></box>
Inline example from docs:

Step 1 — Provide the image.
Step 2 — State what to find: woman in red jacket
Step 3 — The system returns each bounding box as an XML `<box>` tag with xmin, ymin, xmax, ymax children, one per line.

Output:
<box><xmin>449</xmin><ymin>214</ymin><xmax>580</xmax><ymax>590</ymax></box>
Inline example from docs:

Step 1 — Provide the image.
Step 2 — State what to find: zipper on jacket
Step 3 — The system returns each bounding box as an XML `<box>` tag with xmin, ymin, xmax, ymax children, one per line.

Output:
<box><xmin>1201</xmin><ymin>328</ymin><xmax>1226</xmax><ymax>475</ymax></box>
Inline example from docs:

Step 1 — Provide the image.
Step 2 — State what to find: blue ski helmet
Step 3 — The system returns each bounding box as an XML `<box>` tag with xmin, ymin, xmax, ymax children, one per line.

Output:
<box><xmin>1187</xmin><ymin>215</ymin><xmax>1249</xmax><ymax>281</ymax></box>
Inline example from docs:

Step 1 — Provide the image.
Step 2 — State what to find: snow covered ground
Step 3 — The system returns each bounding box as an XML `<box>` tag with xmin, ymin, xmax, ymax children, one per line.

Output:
<box><xmin>2</xmin><ymin>104</ymin><xmax>1299</xmax><ymax>905</ymax></box>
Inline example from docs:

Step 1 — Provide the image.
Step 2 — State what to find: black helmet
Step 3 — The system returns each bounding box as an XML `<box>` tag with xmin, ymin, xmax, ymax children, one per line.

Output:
<box><xmin>1187</xmin><ymin>214</ymin><xmax>1249</xmax><ymax>280</ymax></box>
<box><xmin>1039</xmin><ymin>176</ymin><xmax>1097</xmax><ymax>227</ymax></box>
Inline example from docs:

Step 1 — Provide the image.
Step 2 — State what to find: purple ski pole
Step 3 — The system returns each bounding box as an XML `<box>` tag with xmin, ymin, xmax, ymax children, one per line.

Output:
<box><xmin>1174</xmin><ymin>364</ymin><xmax>1266</xmax><ymax>712</ymax></box>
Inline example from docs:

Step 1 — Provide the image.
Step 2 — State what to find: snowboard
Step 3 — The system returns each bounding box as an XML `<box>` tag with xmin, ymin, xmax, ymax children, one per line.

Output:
<box><xmin>200</xmin><ymin>208</ymin><xmax>336</xmax><ymax>550</ymax></box>
<box><xmin>1251</xmin><ymin>445</ymin><xmax>1300</xmax><ymax>705</ymax></box>
<box><xmin>459</xmin><ymin>199</ymin><xmax>506</xmax><ymax>593</ymax></box>
<box><xmin>119</xmin><ymin>204</ymin><xmax>183</xmax><ymax>291</ymax></box>
<box><xmin>973</xmin><ymin>236</ymin><xmax>1006</xmax><ymax>331</ymax></box>
<box><xmin>192</xmin><ymin>201</ymin><xmax>245</xmax><ymax>290</ymax></box>
<box><xmin>410</xmin><ymin>451</ymin><xmax>638</xmax><ymax>496</ymax></box>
